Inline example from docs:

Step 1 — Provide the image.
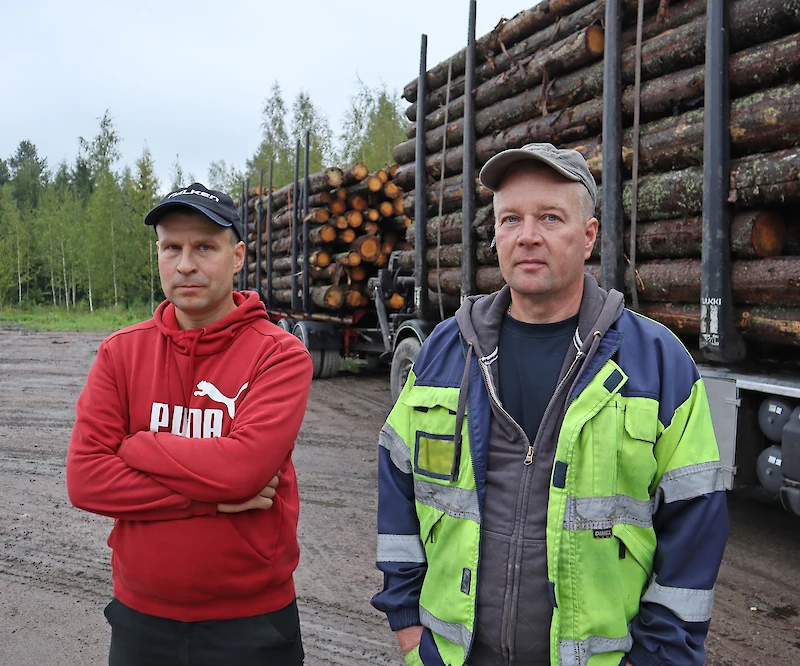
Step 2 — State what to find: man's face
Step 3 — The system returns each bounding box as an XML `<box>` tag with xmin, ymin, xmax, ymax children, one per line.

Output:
<box><xmin>155</xmin><ymin>211</ymin><xmax>244</xmax><ymax>329</ymax></box>
<box><xmin>493</xmin><ymin>162</ymin><xmax>598</xmax><ymax>316</ymax></box>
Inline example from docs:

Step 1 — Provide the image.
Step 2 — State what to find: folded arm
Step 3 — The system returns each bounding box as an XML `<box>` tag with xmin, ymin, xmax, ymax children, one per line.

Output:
<box><xmin>117</xmin><ymin>344</ymin><xmax>313</xmax><ymax>503</ymax></box>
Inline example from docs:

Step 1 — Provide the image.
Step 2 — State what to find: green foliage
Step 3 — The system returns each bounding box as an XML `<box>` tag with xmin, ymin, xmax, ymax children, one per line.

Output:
<box><xmin>338</xmin><ymin>80</ymin><xmax>410</xmax><ymax>170</ymax></box>
<box><xmin>8</xmin><ymin>140</ymin><xmax>49</xmax><ymax>210</ymax></box>
<box><xmin>0</xmin><ymin>303</ymin><xmax>153</xmax><ymax>332</ymax></box>
<box><xmin>2</xmin><ymin>75</ymin><xmax>411</xmax><ymax>314</ymax></box>
<box><xmin>207</xmin><ymin>159</ymin><xmax>245</xmax><ymax>197</ymax></box>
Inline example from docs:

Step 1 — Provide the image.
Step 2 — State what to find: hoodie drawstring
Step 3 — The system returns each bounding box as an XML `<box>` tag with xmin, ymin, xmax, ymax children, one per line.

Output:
<box><xmin>451</xmin><ymin>344</ymin><xmax>473</xmax><ymax>483</ymax></box>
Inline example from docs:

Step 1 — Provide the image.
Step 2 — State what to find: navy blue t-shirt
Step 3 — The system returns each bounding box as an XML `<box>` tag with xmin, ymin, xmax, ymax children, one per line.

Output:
<box><xmin>497</xmin><ymin>313</ymin><xmax>579</xmax><ymax>445</ymax></box>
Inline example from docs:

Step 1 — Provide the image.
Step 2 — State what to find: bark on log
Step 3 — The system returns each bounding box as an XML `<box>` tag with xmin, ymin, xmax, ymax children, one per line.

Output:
<box><xmin>396</xmin><ymin>241</ymin><xmax>497</xmax><ymax>270</ymax></box>
<box><xmin>405</xmin><ymin>205</ymin><xmax>495</xmax><ymax>245</ymax></box>
<box><xmin>395</xmin><ymin>32</ymin><xmax>800</xmax><ymax>186</ymax></box>
<box><xmin>586</xmin><ymin>257</ymin><xmax>800</xmax><ymax>304</ymax></box>
<box><xmin>335</xmin><ymin>251</ymin><xmax>361</xmax><ymax>267</ymax></box>
<box><xmin>342</xmin><ymin>162</ymin><xmax>369</xmax><ymax>185</ymax></box>
<box><xmin>400</xmin><ymin>25</ymin><xmax>605</xmax><ymax>152</ymax></box>
<box><xmin>402</xmin><ymin>0</ymin><xmax>597</xmax><ymax>103</ymax></box>
<box><xmin>405</xmin><ymin>0</ymin><xmax>800</xmax><ymax>142</ymax></box>
<box><xmin>607</xmin><ymin>147</ymin><xmax>800</xmax><ymax>222</ymax></box>
<box><xmin>591</xmin><ymin>211</ymin><xmax>787</xmax><ymax>259</ymax></box>
<box><xmin>635</xmin><ymin>302</ymin><xmax>800</xmax><ymax>346</ymax></box>
<box><xmin>576</xmin><ymin>83</ymin><xmax>800</xmax><ymax>180</ymax></box>
<box><xmin>427</xmin><ymin>266</ymin><xmax>505</xmax><ymax>294</ymax></box>
<box><xmin>311</xmin><ymin>285</ymin><xmax>345</xmax><ymax>310</ymax></box>
<box><xmin>402</xmin><ymin>174</ymin><xmax>493</xmax><ymax>217</ymax></box>
<box><xmin>258</xmin><ymin>167</ymin><xmax>344</xmax><ymax>212</ymax></box>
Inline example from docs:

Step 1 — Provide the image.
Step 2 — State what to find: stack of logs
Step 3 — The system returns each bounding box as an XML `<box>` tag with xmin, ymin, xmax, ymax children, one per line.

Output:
<box><xmin>392</xmin><ymin>0</ymin><xmax>800</xmax><ymax>347</ymax></box>
<box><xmin>244</xmin><ymin>163</ymin><xmax>410</xmax><ymax>312</ymax></box>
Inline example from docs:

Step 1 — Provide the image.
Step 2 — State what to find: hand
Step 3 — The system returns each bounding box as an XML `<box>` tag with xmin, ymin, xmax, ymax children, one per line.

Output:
<box><xmin>217</xmin><ymin>472</ymin><xmax>281</xmax><ymax>514</ymax></box>
<box><xmin>396</xmin><ymin>625</ymin><xmax>423</xmax><ymax>656</ymax></box>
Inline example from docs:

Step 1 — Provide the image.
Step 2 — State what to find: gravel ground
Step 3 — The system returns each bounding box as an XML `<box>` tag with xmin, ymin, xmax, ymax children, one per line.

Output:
<box><xmin>0</xmin><ymin>328</ymin><xmax>797</xmax><ymax>665</ymax></box>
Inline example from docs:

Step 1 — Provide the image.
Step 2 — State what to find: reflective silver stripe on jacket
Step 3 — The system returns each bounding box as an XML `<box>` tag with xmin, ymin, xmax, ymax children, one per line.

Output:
<box><xmin>380</xmin><ymin>423</ymin><xmax>411</xmax><ymax>474</ymax></box>
<box><xmin>658</xmin><ymin>461</ymin><xmax>724</xmax><ymax>504</ymax></box>
<box><xmin>421</xmin><ymin>605</ymin><xmax>472</xmax><ymax>652</ymax></box>
<box><xmin>563</xmin><ymin>494</ymin><xmax>654</xmax><ymax>531</ymax></box>
<box><xmin>559</xmin><ymin>631</ymin><xmax>633</xmax><ymax>666</ymax></box>
<box><xmin>377</xmin><ymin>534</ymin><xmax>426</xmax><ymax>563</ymax></box>
<box><xmin>641</xmin><ymin>574</ymin><xmax>715</xmax><ymax>622</ymax></box>
<box><xmin>414</xmin><ymin>478</ymin><xmax>480</xmax><ymax>523</ymax></box>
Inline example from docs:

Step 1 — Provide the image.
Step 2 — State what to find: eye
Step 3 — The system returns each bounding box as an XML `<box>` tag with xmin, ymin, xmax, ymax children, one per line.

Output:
<box><xmin>545</xmin><ymin>214</ymin><xmax>561</xmax><ymax>223</ymax></box>
<box><xmin>199</xmin><ymin>244</ymin><xmax>212</xmax><ymax>251</ymax></box>
<box><xmin>501</xmin><ymin>215</ymin><xmax>521</xmax><ymax>225</ymax></box>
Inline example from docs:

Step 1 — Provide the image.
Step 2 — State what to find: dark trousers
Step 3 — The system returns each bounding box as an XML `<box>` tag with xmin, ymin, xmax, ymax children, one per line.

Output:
<box><xmin>105</xmin><ymin>598</ymin><xmax>304</xmax><ymax>666</ymax></box>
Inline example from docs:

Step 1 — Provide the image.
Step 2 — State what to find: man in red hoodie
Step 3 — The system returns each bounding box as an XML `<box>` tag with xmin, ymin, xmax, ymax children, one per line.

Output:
<box><xmin>67</xmin><ymin>183</ymin><xmax>313</xmax><ymax>665</ymax></box>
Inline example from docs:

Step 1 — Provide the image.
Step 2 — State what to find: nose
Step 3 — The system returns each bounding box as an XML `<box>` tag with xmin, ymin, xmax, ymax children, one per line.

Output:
<box><xmin>176</xmin><ymin>247</ymin><xmax>196</xmax><ymax>274</ymax></box>
<box><xmin>516</xmin><ymin>216</ymin><xmax>542</xmax><ymax>245</ymax></box>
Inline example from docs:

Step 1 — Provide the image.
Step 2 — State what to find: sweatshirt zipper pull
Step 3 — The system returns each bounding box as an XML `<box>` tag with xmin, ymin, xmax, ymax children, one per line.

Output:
<box><xmin>524</xmin><ymin>445</ymin><xmax>534</xmax><ymax>465</ymax></box>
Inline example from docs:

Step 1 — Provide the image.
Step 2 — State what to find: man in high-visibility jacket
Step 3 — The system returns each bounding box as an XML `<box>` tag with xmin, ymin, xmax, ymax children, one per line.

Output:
<box><xmin>372</xmin><ymin>143</ymin><xmax>729</xmax><ymax>666</ymax></box>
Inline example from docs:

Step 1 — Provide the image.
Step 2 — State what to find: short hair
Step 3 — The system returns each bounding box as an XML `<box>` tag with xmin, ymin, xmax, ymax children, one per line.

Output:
<box><xmin>579</xmin><ymin>187</ymin><xmax>595</xmax><ymax>222</ymax></box>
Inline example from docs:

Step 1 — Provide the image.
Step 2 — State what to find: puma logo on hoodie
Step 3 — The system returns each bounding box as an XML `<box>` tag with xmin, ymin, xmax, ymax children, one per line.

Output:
<box><xmin>149</xmin><ymin>380</ymin><xmax>248</xmax><ymax>437</ymax></box>
<box><xmin>194</xmin><ymin>380</ymin><xmax>249</xmax><ymax>418</ymax></box>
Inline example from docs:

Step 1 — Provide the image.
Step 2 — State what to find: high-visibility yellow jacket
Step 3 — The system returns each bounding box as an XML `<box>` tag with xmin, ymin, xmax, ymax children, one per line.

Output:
<box><xmin>372</xmin><ymin>283</ymin><xmax>728</xmax><ymax>666</ymax></box>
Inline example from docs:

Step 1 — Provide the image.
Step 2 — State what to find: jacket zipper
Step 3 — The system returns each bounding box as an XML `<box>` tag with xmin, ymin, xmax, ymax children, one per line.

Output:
<box><xmin>477</xmin><ymin>341</ymin><xmax>586</xmax><ymax>663</ymax></box>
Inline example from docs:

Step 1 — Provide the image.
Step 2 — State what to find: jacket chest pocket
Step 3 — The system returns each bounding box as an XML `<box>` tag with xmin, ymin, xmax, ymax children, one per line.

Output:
<box><xmin>618</xmin><ymin>400</ymin><xmax>659</xmax><ymax>498</ymax></box>
<box><xmin>585</xmin><ymin>397</ymin><xmax>658</xmax><ymax>498</ymax></box>
<box><xmin>403</xmin><ymin>386</ymin><xmax>465</xmax><ymax>482</ymax></box>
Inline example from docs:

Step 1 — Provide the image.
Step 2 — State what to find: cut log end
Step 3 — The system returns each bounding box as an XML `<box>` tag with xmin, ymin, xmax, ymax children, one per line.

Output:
<box><xmin>586</xmin><ymin>24</ymin><xmax>605</xmax><ymax>56</ymax></box>
<box><xmin>749</xmin><ymin>211</ymin><xmax>787</xmax><ymax>257</ymax></box>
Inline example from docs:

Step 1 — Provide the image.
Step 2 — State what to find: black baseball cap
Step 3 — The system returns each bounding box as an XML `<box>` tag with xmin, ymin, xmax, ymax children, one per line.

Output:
<box><xmin>144</xmin><ymin>183</ymin><xmax>244</xmax><ymax>240</ymax></box>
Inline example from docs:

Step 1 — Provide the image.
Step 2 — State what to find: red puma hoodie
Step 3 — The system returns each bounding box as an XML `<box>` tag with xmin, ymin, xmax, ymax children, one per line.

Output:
<box><xmin>67</xmin><ymin>291</ymin><xmax>313</xmax><ymax>621</ymax></box>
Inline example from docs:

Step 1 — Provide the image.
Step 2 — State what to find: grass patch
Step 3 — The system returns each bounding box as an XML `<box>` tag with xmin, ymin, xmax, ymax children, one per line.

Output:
<box><xmin>0</xmin><ymin>304</ymin><xmax>153</xmax><ymax>333</ymax></box>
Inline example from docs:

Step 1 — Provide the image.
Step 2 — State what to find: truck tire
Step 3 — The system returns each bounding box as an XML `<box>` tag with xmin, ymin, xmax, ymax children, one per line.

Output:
<box><xmin>319</xmin><ymin>349</ymin><xmax>340</xmax><ymax>379</ymax></box>
<box><xmin>391</xmin><ymin>337</ymin><xmax>421</xmax><ymax>402</ymax></box>
<box><xmin>277</xmin><ymin>318</ymin><xmax>295</xmax><ymax>333</ymax></box>
<box><xmin>292</xmin><ymin>325</ymin><xmax>324</xmax><ymax>378</ymax></box>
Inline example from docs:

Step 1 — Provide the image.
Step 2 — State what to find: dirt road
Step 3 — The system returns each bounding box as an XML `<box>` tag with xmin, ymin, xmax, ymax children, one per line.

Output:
<box><xmin>0</xmin><ymin>329</ymin><xmax>798</xmax><ymax>665</ymax></box>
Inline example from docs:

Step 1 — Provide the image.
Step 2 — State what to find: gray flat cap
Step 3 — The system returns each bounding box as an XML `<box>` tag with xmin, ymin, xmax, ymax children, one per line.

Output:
<box><xmin>479</xmin><ymin>142</ymin><xmax>597</xmax><ymax>204</ymax></box>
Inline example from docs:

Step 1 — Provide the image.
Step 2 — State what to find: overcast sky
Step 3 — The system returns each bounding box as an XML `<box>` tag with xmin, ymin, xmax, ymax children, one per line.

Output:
<box><xmin>4</xmin><ymin>0</ymin><xmax>528</xmax><ymax>193</ymax></box>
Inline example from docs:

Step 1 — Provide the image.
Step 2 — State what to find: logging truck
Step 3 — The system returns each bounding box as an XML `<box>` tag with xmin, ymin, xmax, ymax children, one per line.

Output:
<box><xmin>242</xmin><ymin>0</ymin><xmax>800</xmax><ymax>514</ymax></box>
<box><xmin>364</xmin><ymin>0</ymin><xmax>800</xmax><ymax>516</ymax></box>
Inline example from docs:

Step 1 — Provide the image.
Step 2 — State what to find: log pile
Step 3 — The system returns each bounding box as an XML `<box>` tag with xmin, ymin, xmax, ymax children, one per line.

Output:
<box><xmin>393</xmin><ymin>0</ymin><xmax>800</xmax><ymax>348</ymax></box>
<box><xmin>242</xmin><ymin>163</ymin><xmax>411</xmax><ymax>312</ymax></box>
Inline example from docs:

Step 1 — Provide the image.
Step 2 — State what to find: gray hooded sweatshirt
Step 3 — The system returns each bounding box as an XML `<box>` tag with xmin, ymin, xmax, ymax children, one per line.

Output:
<box><xmin>454</xmin><ymin>275</ymin><xmax>624</xmax><ymax>666</ymax></box>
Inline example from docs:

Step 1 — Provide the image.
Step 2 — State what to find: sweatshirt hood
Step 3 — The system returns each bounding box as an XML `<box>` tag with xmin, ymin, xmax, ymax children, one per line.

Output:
<box><xmin>454</xmin><ymin>273</ymin><xmax>624</xmax><ymax>359</ymax></box>
<box><xmin>153</xmin><ymin>290</ymin><xmax>266</xmax><ymax>356</ymax></box>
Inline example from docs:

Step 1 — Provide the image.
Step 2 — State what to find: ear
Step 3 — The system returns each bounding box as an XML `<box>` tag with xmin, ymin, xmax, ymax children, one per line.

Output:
<box><xmin>584</xmin><ymin>217</ymin><xmax>599</xmax><ymax>259</ymax></box>
<box><xmin>233</xmin><ymin>240</ymin><xmax>246</xmax><ymax>273</ymax></box>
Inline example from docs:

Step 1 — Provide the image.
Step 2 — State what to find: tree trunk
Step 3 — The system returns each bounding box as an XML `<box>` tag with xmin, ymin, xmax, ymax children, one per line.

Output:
<box><xmin>635</xmin><ymin>302</ymin><xmax>800</xmax><ymax>346</ymax></box>
<box><xmin>591</xmin><ymin>211</ymin><xmax>787</xmax><ymax>260</ymax></box>
<box><xmin>427</xmin><ymin>266</ymin><xmax>505</xmax><ymax>294</ymax></box>
<box><xmin>602</xmin><ymin>147</ymin><xmax>800</xmax><ymax>222</ymax></box>
<box><xmin>405</xmin><ymin>205</ymin><xmax>495</xmax><ymax>245</ymax></box>
<box><xmin>402</xmin><ymin>174</ymin><xmax>493</xmax><ymax>217</ymax></box>
<box><xmin>401</xmin><ymin>25</ymin><xmax>605</xmax><ymax>148</ymax></box>
<box><xmin>258</xmin><ymin>167</ymin><xmax>344</xmax><ymax>212</ymax></box>
<box><xmin>353</xmin><ymin>235</ymin><xmax>381</xmax><ymax>263</ymax></box>
<box><xmin>402</xmin><ymin>0</ymin><xmax>598</xmax><ymax>103</ymax></box>
<box><xmin>396</xmin><ymin>241</ymin><xmax>496</xmax><ymax>269</ymax></box>
<box><xmin>311</xmin><ymin>285</ymin><xmax>345</xmax><ymax>310</ymax></box>
<box><xmin>394</xmin><ymin>32</ymin><xmax>800</xmax><ymax>185</ymax></box>
<box><xmin>587</xmin><ymin>257</ymin><xmax>800</xmax><ymax>304</ymax></box>
<box><xmin>342</xmin><ymin>162</ymin><xmax>369</xmax><ymax>185</ymax></box>
<box><xmin>406</xmin><ymin>0</ymin><xmax>800</xmax><ymax>140</ymax></box>
<box><xmin>577</xmin><ymin>83</ymin><xmax>800</xmax><ymax>180</ymax></box>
